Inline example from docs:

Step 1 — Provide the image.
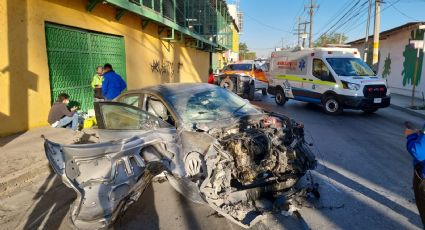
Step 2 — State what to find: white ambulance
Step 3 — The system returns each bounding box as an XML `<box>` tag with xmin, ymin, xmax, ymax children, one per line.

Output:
<box><xmin>267</xmin><ymin>47</ymin><xmax>391</xmax><ymax>114</ymax></box>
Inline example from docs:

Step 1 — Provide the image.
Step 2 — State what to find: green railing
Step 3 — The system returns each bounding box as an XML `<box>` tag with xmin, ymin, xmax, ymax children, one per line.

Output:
<box><xmin>87</xmin><ymin>0</ymin><xmax>233</xmax><ymax>51</ymax></box>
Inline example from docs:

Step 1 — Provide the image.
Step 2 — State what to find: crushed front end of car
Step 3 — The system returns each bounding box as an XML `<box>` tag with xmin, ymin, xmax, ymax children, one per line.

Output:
<box><xmin>44</xmin><ymin>113</ymin><xmax>316</xmax><ymax>229</ymax></box>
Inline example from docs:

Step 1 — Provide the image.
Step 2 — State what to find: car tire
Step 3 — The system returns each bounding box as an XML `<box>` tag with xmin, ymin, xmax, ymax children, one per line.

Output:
<box><xmin>362</xmin><ymin>108</ymin><xmax>378</xmax><ymax>114</ymax></box>
<box><xmin>323</xmin><ymin>95</ymin><xmax>342</xmax><ymax>115</ymax></box>
<box><xmin>262</xmin><ymin>88</ymin><xmax>267</xmax><ymax>95</ymax></box>
<box><xmin>275</xmin><ymin>88</ymin><xmax>286</xmax><ymax>106</ymax></box>
<box><xmin>220</xmin><ymin>78</ymin><xmax>235</xmax><ymax>92</ymax></box>
<box><xmin>248</xmin><ymin>84</ymin><xmax>255</xmax><ymax>101</ymax></box>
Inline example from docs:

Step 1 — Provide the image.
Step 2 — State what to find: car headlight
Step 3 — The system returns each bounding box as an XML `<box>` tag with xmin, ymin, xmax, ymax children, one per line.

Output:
<box><xmin>342</xmin><ymin>81</ymin><xmax>360</xmax><ymax>91</ymax></box>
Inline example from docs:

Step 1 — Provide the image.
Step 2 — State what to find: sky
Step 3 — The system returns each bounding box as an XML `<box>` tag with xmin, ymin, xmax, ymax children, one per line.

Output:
<box><xmin>228</xmin><ymin>0</ymin><xmax>425</xmax><ymax>57</ymax></box>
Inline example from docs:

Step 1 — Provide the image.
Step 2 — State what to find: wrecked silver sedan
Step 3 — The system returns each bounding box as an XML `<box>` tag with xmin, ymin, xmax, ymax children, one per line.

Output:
<box><xmin>44</xmin><ymin>83</ymin><xmax>316</xmax><ymax>229</ymax></box>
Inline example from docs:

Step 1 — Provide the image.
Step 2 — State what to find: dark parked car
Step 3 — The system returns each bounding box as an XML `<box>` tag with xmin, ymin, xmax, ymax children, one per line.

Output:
<box><xmin>44</xmin><ymin>83</ymin><xmax>316</xmax><ymax>229</ymax></box>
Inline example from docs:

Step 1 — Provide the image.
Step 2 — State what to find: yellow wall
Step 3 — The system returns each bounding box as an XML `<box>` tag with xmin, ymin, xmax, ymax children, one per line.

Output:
<box><xmin>232</xmin><ymin>25</ymin><xmax>239</xmax><ymax>53</ymax></box>
<box><xmin>0</xmin><ymin>0</ymin><xmax>210</xmax><ymax>136</ymax></box>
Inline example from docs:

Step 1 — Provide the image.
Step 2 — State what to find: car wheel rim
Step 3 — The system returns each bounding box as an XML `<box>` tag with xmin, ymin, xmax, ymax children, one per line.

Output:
<box><xmin>325</xmin><ymin>99</ymin><xmax>338</xmax><ymax>112</ymax></box>
<box><xmin>276</xmin><ymin>94</ymin><xmax>283</xmax><ymax>103</ymax></box>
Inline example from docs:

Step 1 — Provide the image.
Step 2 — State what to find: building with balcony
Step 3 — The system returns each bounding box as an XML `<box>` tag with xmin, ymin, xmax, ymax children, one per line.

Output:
<box><xmin>0</xmin><ymin>0</ymin><xmax>236</xmax><ymax>136</ymax></box>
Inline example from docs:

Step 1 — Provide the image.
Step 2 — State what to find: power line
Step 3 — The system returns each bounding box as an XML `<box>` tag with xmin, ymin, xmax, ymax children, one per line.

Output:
<box><xmin>391</xmin><ymin>4</ymin><xmax>420</xmax><ymax>21</ymax></box>
<box><xmin>314</xmin><ymin>0</ymin><xmax>353</xmax><ymax>35</ymax></box>
<box><xmin>341</xmin><ymin>0</ymin><xmax>402</xmax><ymax>36</ymax></box>
<box><xmin>317</xmin><ymin>0</ymin><xmax>363</xmax><ymax>39</ymax></box>
<box><xmin>244</xmin><ymin>13</ymin><xmax>292</xmax><ymax>33</ymax></box>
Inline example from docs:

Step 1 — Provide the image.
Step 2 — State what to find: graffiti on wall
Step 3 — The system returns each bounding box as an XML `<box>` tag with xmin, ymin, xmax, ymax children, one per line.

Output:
<box><xmin>382</xmin><ymin>53</ymin><xmax>391</xmax><ymax>79</ymax></box>
<box><xmin>402</xmin><ymin>29</ymin><xmax>424</xmax><ymax>86</ymax></box>
<box><xmin>150</xmin><ymin>59</ymin><xmax>183</xmax><ymax>83</ymax></box>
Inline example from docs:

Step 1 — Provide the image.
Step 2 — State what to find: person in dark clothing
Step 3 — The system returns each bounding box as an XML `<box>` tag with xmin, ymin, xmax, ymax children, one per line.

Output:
<box><xmin>48</xmin><ymin>93</ymin><xmax>79</xmax><ymax>131</ymax></box>
<box><xmin>405</xmin><ymin>122</ymin><xmax>425</xmax><ymax>226</ymax></box>
<box><xmin>101</xmin><ymin>63</ymin><xmax>126</xmax><ymax>100</ymax></box>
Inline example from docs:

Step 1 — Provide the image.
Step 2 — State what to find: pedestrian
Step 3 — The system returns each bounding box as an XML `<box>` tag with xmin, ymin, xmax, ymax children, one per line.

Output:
<box><xmin>91</xmin><ymin>66</ymin><xmax>104</xmax><ymax>100</ymax></box>
<box><xmin>405</xmin><ymin>121</ymin><xmax>425</xmax><ymax>226</ymax></box>
<box><xmin>101</xmin><ymin>63</ymin><xmax>127</xmax><ymax>101</ymax></box>
<box><xmin>48</xmin><ymin>93</ymin><xmax>79</xmax><ymax>131</ymax></box>
<box><xmin>208</xmin><ymin>68</ymin><xmax>215</xmax><ymax>84</ymax></box>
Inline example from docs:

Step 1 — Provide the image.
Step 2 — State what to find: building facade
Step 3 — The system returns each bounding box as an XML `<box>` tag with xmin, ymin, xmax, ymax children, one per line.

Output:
<box><xmin>0</xmin><ymin>0</ymin><xmax>235</xmax><ymax>136</ymax></box>
<box><xmin>348</xmin><ymin>22</ymin><xmax>425</xmax><ymax>99</ymax></box>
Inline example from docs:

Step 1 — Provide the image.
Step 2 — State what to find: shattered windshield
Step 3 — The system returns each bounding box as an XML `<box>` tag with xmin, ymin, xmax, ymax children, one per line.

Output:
<box><xmin>326</xmin><ymin>58</ymin><xmax>375</xmax><ymax>77</ymax></box>
<box><xmin>166</xmin><ymin>87</ymin><xmax>261</xmax><ymax>123</ymax></box>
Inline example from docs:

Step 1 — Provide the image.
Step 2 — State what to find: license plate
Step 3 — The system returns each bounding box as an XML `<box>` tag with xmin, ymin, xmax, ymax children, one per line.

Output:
<box><xmin>374</xmin><ymin>98</ymin><xmax>382</xmax><ymax>103</ymax></box>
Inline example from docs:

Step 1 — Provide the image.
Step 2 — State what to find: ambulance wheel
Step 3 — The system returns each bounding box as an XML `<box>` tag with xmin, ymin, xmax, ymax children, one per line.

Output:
<box><xmin>262</xmin><ymin>88</ymin><xmax>267</xmax><ymax>95</ymax></box>
<box><xmin>362</xmin><ymin>108</ymin><xmax>378</xmax><ymax>114</ymax></box>
<box><xmin>323</xmin><ymin>96</ymin><xmax>342</xmax><ymax>115</ymax></box>
<box><xmin>275</xmin><ymin>89</ymin><xmax>286</xmax><ymax>106</ymax></box>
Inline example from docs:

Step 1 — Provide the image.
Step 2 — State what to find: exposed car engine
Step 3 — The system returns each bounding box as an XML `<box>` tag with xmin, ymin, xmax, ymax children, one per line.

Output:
<box><xmin>189</xmin><ymin>113</ymin><xmax>317</xmax><ymax>228</ymax></box>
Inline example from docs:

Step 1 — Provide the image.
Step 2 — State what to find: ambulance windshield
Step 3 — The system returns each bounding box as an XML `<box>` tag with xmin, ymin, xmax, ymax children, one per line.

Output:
<box><xmin>326</xmin><ymin>58</ymin><xmax>375</xmax><ymax>77</ymax></box>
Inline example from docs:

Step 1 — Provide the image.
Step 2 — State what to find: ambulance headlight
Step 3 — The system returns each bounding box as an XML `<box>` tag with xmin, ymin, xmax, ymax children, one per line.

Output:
<box><xmin>342</xmin><ymin>81</ymin><xmax>360</xmax><ymax>91</ymax></box>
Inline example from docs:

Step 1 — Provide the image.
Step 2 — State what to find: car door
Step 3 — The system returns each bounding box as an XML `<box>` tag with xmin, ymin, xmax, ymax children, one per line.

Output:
<box><xmin>305</xmin><ymin>58</ymin><xmax>337</xmax><ymax>103</ymax></box>
<box><xmin>43</xmin><ymin>101</ymin><xmax>177</xmax><ymax>230</ymax></box>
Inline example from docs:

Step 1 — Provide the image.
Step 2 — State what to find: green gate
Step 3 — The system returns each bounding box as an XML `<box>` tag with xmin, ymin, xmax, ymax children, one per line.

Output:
<box><xmin>45</xmin><ymin>23</ymin><xmax>126</xmax><ymax>112</ymax></box>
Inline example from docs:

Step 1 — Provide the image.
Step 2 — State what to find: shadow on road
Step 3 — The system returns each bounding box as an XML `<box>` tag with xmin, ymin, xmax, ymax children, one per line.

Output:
<box><xmin>23</xmin><ymin>172</ymin><xmax>75</xmax><ymax>229</ymax></box>
<box><xmin>113</xmin><ymin>183</ymin><xmax>159</xmax><ymax>229</ymax></box>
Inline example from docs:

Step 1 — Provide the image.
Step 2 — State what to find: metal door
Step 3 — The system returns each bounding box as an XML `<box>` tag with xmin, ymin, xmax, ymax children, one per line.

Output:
<box><xmin>45</xmin><ymin>23</ymin><xmax>126</xmax><ymax>112</ymax></box>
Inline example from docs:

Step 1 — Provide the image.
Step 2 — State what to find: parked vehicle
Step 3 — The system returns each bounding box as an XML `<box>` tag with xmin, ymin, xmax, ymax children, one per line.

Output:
<box><xmin>267</xmin><ymin>47</ymin><xmax>391</xmax><ymax>114</ymax></box>
<box><xmin>215</xmin><ymin>73</ymin><xmax>256</xmax><ymax>100</ymax></box>
<box><xmin>44</xmin><ymin>83</ymin><xmax>316</xmax><ymax>229</ymax></box>
<box><xmin>223</xmin><ymin>62</ymin><xmax>268</xmax><ymax>95</ymax></box>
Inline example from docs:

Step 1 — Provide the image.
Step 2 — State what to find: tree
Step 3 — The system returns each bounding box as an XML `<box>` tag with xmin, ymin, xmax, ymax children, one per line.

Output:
<box><xmin>239</xmin><ymin>42</ymin><xmax>256</xmax><ymax>60</ymax></box>
<box><xmin>314</xmin><ymin>33</ymin><xmax>348</xmax><ymax>47</ymax></box>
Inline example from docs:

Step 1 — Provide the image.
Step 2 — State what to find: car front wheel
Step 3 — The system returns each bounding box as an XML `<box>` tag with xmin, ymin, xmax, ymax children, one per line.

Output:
<box><xmin>323</xmin><ymin>96</ymin><xmax>342</xmax><ymax>115</ymax></box>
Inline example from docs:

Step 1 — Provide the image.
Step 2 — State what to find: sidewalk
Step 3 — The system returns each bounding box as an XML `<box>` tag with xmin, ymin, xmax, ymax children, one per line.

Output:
<box><xmin>390</xmin><ymin>93</ymin><xmax>425</xmax><ymax>119</ymax></box>
<box><xmin>0</xmin><ymin>127</ymin><xmax>97</xmax><ymax>197</ymax></box>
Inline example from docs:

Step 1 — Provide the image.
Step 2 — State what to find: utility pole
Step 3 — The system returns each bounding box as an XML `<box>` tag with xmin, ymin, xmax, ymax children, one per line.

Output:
<box><xmin>297</xmin><ymin>17</ymin><xmax>301</xmax><ymax>47</ymax></box>
<box><xmin>363</xmin><ymin>0</ymin><xmax>372</xmax><ymax>62</ymax></box>
<box><xmin>293</xmin><ymin>17</ymin><xmax>309</xmax><ymax>48</ymax></box>
<box><xmin>372</xmin><ymin>0</ymin><xmax>381</xmax><ymax>69</ymax></box>
<box><xmin>306</xmin><ymin>0</ymin><xmax>319</xmax><ymax>48</ymax></box>
<box><xmin>302</xmin><ymin>21</ymin><xmax>308</xmax><ymax>47</ymax></box>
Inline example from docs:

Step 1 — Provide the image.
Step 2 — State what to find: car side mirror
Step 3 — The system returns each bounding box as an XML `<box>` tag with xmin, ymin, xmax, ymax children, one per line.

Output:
<box><xmin>373</xmin><ymin>70</ymin><xmax>377</xmax><ymax>75</ymax></box>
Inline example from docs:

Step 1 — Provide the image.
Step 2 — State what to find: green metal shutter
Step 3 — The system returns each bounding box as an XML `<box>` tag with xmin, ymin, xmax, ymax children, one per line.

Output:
<box><xmin>45</xmin><ymin>23</ymin><xmax>126</xmax><ymax>112</ymax></box>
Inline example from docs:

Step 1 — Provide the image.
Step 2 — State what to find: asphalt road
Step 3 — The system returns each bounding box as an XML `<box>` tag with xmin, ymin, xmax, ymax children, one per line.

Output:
<box><xmin>1</xmin><ymin>94</ymin><xmax>424</xmax><ymax>230</ymax></box>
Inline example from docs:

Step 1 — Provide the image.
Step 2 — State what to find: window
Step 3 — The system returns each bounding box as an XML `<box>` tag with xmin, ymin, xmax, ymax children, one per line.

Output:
<box><xmin>313</xmin><ymin>59</ymin><xmax>335</xmax><ymax>82</ymax></box>
<box><xmin>146</xmin><ymin>96</ymin><xmax>175</xmax><ymax>126</ymax></box>
<box><xmin>96</xmin><ymin>103</ymin><xmax>170</xmax><ymax>130</ymax></box>
<box><xmin>326</xmin><ymin>58</ymin><xmax>375</xmax><ymax>77</ymax></box>
<box><xmin>225</xmin><ymin>64</ymin><xmax>253</xmax><ymax>71</ymax></box>
<box><xmin>120</xmin><ymin>95</ymin><xmax>140</xmax><ymax>107</ymax></box>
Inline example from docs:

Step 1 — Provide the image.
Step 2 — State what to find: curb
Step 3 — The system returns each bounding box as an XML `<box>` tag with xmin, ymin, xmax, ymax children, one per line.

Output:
<box><xmin>390</xmin><ymin>104</ymin><xmax>425</xmax><ymax>119</ymax></box>
<box><xmin>0</xmin><ymin>161</ymin><xmax>51</xmax><ymax>197</ymax></box>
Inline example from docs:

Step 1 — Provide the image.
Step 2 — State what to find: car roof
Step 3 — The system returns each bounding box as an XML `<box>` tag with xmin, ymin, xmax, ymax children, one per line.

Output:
<box><xmin>123</xmin><ymin>83</ymin><xmax>220</xmax><ymax>98</ymax></box>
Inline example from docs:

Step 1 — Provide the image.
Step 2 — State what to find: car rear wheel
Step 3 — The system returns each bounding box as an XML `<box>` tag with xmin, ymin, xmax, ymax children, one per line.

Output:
<box><xmin>275</xmin><ymin>89</ymin><xmax>286</xmax><ymax>106</ymax></box>
<box><xmin>220</xmin><ymin>78</ymin><xmax>235</xmax><ymax>92</ymax></box>
<box><xmin>323</xmin><ymin>96</ymin><xmax>342</xmax><ymax>115</ymax></box>
<box><xmin>362</xmin><ymin>108</ymin><xmax>378</xmax><ymax>114</ymax></box>
<box><xmin>262</xmin><ymin>88</ymin><xmax>267</xmax><ymax>95</ymax></box>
